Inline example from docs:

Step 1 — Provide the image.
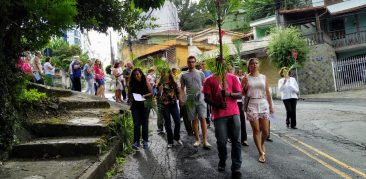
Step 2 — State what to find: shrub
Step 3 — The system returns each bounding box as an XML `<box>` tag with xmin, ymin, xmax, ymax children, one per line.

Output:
<box><xmin>267</xmin><ymin>27</ymin><xmax>309</xmax><ymax>69</ymax></box>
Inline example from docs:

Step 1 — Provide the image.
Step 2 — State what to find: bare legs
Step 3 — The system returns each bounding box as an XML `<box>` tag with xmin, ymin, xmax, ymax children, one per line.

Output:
<box><xmin>193</xmin><ymin>118</ymin><xmax>209</xmax><ymax>145</ymax></box>
<box><xmin>97</xmin><ymin>85</ymin><xmax>105</xmax><ymax>98</ymax></box>
<box><xmin>250</xmin><ymin>118</ymin><xmax>269</xmax><ymax>162</ymax></box>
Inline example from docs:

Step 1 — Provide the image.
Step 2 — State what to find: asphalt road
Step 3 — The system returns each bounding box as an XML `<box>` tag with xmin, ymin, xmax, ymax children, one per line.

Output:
<box><xmin>114</xmin><ymin>99</ymin><xmax>366</xmax><ymax>179</ymax></box>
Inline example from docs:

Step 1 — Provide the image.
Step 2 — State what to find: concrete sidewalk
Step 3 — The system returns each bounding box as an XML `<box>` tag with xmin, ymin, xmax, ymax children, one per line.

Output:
<box><xmin>300</xmin><ymin>88</ymin><xmax>366</xmax><ymax>101</ymax></box>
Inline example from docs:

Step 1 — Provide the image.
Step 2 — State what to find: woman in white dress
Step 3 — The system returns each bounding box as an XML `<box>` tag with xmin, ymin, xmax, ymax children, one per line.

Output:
<box><xmin>241</xmin><ymin>58</ymin><xmax>274</xmax><ymax>163</ymax></box>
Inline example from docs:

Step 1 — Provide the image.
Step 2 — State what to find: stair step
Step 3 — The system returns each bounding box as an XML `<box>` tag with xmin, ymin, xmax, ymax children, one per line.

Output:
<box><xmin>58</xmin><ymin>94</ymin><xmax>110</xmax><ymax>110</ymax></box>
<box><xmin>11</xmin><ymin>137</ymin><xmax>103</xmax><ymax>158</ymax></box>
<box><xmin>30</xmin><ymin>117</ymin><xmax>108</xmax><ymax>137</ymax></box>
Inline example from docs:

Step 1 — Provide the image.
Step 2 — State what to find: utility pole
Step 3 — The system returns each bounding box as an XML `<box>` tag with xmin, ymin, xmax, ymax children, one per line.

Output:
<box><xmin>274</xmin><ymin>0</ymin><xmax>281</xmax><ymax>27</ymax></box>
<box><xmin>109</xmin><ymin>31</ymin><xmax>115</xmax><ymax>65</ymax></box>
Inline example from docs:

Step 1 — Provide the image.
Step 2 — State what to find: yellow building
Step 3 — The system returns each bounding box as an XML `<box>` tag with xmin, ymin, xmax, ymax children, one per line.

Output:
<box><xmin>120</xmin><ymin>29</ymin><xmax>245</xmax><ymax>68</ymax></box>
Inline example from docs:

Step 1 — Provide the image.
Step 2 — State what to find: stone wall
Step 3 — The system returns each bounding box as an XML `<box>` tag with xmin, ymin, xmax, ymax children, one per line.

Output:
<box><xmin>297</xmin><ymin>43</ymin><xmax>336</xmax><ymax>94</ymax></box>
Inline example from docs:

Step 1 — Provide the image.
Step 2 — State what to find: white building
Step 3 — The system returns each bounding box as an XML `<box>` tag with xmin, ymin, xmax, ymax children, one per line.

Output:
<box><xmin>136</xmin><ymin>1</ymin><xmax>179</xmax><ymax>38</ymax></box>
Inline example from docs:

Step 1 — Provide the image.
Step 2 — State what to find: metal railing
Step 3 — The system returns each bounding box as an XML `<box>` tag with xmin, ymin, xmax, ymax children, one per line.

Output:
<box><xmin>303</xmin><ymin>31</ymin><xmax>332</xmax><ymax>46</ymax></box>
<box><xmin>331</xmin><ymin>30</ymin><xmax>366</xmax><ymax>49</ymax></box>
<box><xmin>332</xmin><ymin>55</ymin><xmax>366</xmax><ymax>91</ymax></box>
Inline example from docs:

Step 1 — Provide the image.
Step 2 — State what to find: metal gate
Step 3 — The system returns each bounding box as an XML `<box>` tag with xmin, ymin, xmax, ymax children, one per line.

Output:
<box><xmin>332</xmin><ymin>55</ymin><xmax>366</xmax><ymax>91</ymax></box>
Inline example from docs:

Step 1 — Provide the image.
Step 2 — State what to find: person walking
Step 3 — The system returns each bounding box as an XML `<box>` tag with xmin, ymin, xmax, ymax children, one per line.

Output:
<box><xmin>202</xmin><ymin>57</ymin><xmax>242</xmax><ymax>179</ymax></box>
<box><xmin>71</xmin><ymin>59</ymin><xmax>82</xmax><ymax>91</ymax></box>
<box><xmin>157</xmin><ymin>70</ymin><xmax>182</xmax><ymax>148</ymax></box>
<box><xmin>200</xmin><ymin>62</ymin><xmax>212</xmax><ymax>128</ymax></box>
<box><xmin>43</xmin><ymin>57</ymin><xmax>55</xmax><ymax>86</ymax></box>
<box><xmin>128</xmin><ymin>68</ymin><xmax>152</xmax><ymax>149</ymax></box>
<box><xmin>83</xmin><ymin>59</ymin><xmax>94</xmax><ymax>95</ymax></box>
<box><xmin>236</xmin><ymin>70</ymin><xmax>249</xmax><ymax>146</ymax></box>
<box><xmin>180</xmin><ymin>56</ymin><xmax>211</xmax><ymax>149</ymax></box>
<box><xmin>278</xmin><ymin>67</ymin><xmax>299</xmax><ymax>129</ymax></box>
<box><xmin>93</xmin><ymin>59</ymin><xmax>105</xmax><ymax>98</ymax></box>
<box><xmin>32</xmin><ymin>51</ymin><xmax>44</xmax><ymax>84</ymax></box>
<box><xmin>112</xmin><ymin>62</ymin><xmax>123</xmax><ymax>103</ymax></box>
<box><xmin>241</xmin><ymin>58</ymin><xmax>274</xmax><ymax>164</ymax></box>
<box><xmin>122</xmin><ymin>62</ymin><xmax>133</xmax><ymax>101</ymax></box>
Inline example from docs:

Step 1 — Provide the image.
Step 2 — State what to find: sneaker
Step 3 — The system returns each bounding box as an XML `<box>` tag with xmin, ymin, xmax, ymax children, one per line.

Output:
<box><xmin>167</xmin><ymin>144</ymin><xmax>173</xmax><ymax>148</ymax></box>
<box><xmin>132</xmin><ymin>142</ymin><xmax>140</xmax><ymax>150</ymax></box>
<box><xmin>143</xmin><ymin>141</ymin><xmax>149</xmax><ymax>149</ymax></box>
<box><xmin>193</xmin><ymin>141</ymin><xmax>201</xmax><ymax>147</ymax></box>
<box><xmin>203</xmin><ymin>142</ymin><xmax>211</xmax><ymax>149</ymax></box>
<box><xmin>218</xmin><ymin>160</ymin><xmax>225</xmax><ymax>172</ymax></box>
<box><xmin>232</xmin><ymin>171</ymin><xmax>242</xmax><ymax>179</ymax></box>
<box><xmin>266</xmin><ymin>137</ymin><xmax>273</xmax><ymax>142</ymax></box>
<box><xmin>175</xmin><ymin>140</ymin><xmax>183</xmax><ymax>145</ymax></box>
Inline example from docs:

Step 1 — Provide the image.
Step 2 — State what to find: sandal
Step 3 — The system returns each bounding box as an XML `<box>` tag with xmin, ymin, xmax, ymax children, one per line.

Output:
<box><xmin>258</xmin><ymin>153</ymin><xmax>266</xmax><ymax>163</ymax></box>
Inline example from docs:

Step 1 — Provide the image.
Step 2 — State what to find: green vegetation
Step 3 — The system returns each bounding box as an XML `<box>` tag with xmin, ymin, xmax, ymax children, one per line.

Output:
<box><xmin>106</xmin><ymin>111</ymin><xmax>135</xmax><ymax>178</ymax></box>
<box><xmin>45</xmin><ymin>38</ymin><xmax>89</xmax><ymax>71</ymax></box>
<box><xmin>267</xmin><ymin>27</ymin><xmax>309</xmax><ymax>69</ymax></box>
<box><xmin>0</xmin><ymin>0</ymin><xmax>165</xmax><ymax>158</ymax></box>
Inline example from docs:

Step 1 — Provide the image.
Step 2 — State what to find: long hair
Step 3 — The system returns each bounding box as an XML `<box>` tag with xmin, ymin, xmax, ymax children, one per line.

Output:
<box><xmin>129</xmin><ymin>68</ymin><xmax>148</xmax><ymax>93</ymax></box>
<box><xmin>161</xmin><ymin>69</ymin><xmax>178</xmax><ymax>89</ymax></box>
<box><xmin>247</xmin><ymin>57</ymin><xmax>258</xmax><ymax>74</ymax></box>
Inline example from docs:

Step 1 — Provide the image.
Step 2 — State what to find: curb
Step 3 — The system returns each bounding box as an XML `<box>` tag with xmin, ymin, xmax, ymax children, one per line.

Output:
<box><xmin>79</xmin><ymin>140</ymin><xmax>122</xmax><ymax>179</ymax></box>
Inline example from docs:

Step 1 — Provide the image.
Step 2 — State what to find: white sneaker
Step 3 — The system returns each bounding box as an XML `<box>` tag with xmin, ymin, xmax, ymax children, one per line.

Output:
<box><xmin>167</xmin><ymin>144</ymin><xmax>173</xmax><ymax>148</ymax></box>
<box><xmin>193</xmin><ymin>141</ymin><xmax>201</xmax><ymax>147</ymax></box>
<box><xmin>175</xmin><ymin>140</ymin><xmax>183</xmax><ymax>145</ymax></box>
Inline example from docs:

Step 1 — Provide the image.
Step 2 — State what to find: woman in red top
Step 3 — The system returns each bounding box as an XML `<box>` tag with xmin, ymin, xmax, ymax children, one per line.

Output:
<box><xmin>93</xmin><ymin>59</ymin><xmax>105</xmax><ymax>98</ymax></box>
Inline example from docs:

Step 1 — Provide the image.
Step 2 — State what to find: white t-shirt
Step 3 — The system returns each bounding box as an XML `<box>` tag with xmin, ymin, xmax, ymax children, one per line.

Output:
<box><xmin>43</xmin><ymin>62</ymin><xmax>54</xmax><ymax>75</ymax></box>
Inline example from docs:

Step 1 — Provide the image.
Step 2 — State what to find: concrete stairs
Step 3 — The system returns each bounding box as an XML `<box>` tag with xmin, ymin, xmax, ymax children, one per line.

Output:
<box><xmin>0</xmin><ymin>84</ymin><xmax>128</xmax><ymax>179</ymax></box>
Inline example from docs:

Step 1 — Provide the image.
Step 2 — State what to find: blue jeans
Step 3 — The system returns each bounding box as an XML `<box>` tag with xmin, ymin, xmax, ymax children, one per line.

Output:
<box><xmin>162</xmin><ymin>103</ymin><xmax>181</xmax><ymax>144</ymax></box>
<box><xmin>214</xmin><ymin>115</ymin><xmax>242</xmax><ymax>172</ymax></box>
<box><xmin>132</xmin><ymin>107</ymin><xmax>150</xmax><ymax>143</ymax></box>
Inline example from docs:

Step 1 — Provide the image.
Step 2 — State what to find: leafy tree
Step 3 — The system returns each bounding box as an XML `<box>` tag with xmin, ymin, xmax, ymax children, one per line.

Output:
<box><xmin>171</xmin><ymin>0</ymin><xmax>214</xmax><ymax>31</ymax></box>
<box><xmin>45</xmin><ymin>38</ymin><xmax>88</xmax><ymax>71</ymax></box>
<box><xmin>0</xmin><ymin>0</ymin><xmax>165</xmax><ymax>158</ymax></box>
<box><xmin>267</xmin><ymin>27</ymin><xmax>309</xmax><ymax>69</ymax></box>
<box><xmin>243</xmin><ymin>0</ymin><xmax>276</xmax><ymax>21</ymax></box>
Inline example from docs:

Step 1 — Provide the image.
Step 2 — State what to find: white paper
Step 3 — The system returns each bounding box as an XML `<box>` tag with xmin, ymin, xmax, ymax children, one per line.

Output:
<box><xmin>133</xmin><ymin>93</ymin><xmax>146</xmax><ymax>101</ymax></box>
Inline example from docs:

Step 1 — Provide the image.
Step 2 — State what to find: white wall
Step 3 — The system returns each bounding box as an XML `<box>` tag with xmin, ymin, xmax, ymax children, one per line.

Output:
<box><xmin>136</xmin><ymin>1</ymin><xmax>179</xmax><ymax>38</ymax></box>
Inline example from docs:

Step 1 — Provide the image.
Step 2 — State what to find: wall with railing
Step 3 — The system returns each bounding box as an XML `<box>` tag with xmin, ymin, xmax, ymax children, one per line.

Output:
<box><xmin>332</xmin><ymin>55</ymin><xmax>366</xmax><ymax>91</ymax></box>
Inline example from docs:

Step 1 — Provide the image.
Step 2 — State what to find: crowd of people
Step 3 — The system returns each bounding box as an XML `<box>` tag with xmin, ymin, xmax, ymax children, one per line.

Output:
<box><xmin>19</xmin><ymin>52</ymin><xmax>299</xmax><ymax>179</ymax></box>
<box><xmin>18</xmin><ymin>51</ymin><xmax>55</xmax><ymax>86</ymax></box>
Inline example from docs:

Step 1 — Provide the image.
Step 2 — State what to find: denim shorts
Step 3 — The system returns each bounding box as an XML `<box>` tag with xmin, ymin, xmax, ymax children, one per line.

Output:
<box><xmin>96</xmin><ymin>79</ymin><xmax>105</xmax><ymax>86</ymax></box>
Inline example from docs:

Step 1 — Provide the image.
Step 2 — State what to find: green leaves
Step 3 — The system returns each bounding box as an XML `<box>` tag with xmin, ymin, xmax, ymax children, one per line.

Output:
<box><xmin>267</xmin><ymin>27</ymin><xmax>310</xmax><ymax>69</ymax></box>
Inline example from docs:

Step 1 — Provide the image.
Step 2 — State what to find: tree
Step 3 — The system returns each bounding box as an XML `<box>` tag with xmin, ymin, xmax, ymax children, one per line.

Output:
<box><xmin>45</xmin><ymin>38</ymin><xmax>88</xmax><ymax>71</ymax></box>
<box><xmin>171</xmin><ymin>0</ymin><xmax>215</xmax><ymax>31</ymax></box>
<box><xmin>267</xmin><ymin>27</ymin><xmax>309</xmax><ymax>69</ymax></box>
<box><xmin>0</xmin><ymin>0</ymin><xmax>165</xmax><ymax>158</ymax></box>
<box><xmin>243</xmin><ymin>0</ymin><xmax>276</xmax><ymax>21</ymax></box>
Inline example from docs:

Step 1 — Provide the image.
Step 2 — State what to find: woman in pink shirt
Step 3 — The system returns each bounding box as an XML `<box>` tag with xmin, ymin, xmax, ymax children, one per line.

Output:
<box><xmin>93</xmin><ymin>59</ymin><xmax>105</xmax><ymax>98</ymax></box>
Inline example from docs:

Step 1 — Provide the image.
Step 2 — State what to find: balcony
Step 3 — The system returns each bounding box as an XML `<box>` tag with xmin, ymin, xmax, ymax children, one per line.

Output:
<box><xmin>303</xmin><ymin>31</ymin><xmax>332</xmax><ymax>46</ymax></box>
<box><xmin>331</xmin><ymin>30</ymin><xmax>366</xmax><ymax>52</ymax></box>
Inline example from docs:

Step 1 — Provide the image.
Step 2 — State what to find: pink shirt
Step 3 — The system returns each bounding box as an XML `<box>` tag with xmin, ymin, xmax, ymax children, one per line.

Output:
<box><xmin>22</xmin><ymin>63</ymin><xmax>33</xmax><ymax>75</ymax></box>
<box><xmin>202</xmin><ymin>73</ymin><xmax>242</xmax><ymax>120</ymax></box>
<box><xmin>93</xmin><ymin>65</ymin><xmax>104</xmax><ymax>80</ymax></box>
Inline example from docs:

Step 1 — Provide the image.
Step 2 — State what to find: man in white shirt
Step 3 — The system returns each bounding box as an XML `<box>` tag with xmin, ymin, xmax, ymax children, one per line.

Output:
<box><xmin>43</xmin><ymin>57</ymin><xmax>55</xmax><ymax>86</ymax></box>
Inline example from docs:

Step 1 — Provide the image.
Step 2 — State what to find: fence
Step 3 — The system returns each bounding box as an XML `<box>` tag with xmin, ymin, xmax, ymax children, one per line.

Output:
<box><xmin>332</xmin><ymin>55</ymin><xmax>366</xmax><ymax>91</ymax></box>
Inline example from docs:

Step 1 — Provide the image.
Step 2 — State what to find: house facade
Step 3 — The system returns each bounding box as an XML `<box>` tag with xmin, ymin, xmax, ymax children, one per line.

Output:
<box><xmin>280</xmin><ymin>0</ymin><xmax>366</xmax><ymax>92</ymax></box>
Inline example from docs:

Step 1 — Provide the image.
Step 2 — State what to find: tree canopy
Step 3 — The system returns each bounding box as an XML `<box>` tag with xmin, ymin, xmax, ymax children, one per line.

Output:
<box><xmin>0</xmin><ymin>0</ymin><xmax>165</xmax><ymax>158</ymax></box>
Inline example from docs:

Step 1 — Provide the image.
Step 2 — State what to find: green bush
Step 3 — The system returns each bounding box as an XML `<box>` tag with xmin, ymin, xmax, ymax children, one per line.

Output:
<box><xmin>109</xmin><ymin>111</ymin><xmax>134</xmax><ymax>152</ymax></box>
<box><xmin>267</xmin><ymin>27</ymin><xmax>309</xmax><ymax>69</ymax></box>
<box><xmin>105</xmin><ymin>65</ymin><xmax>112</xmax><ymax>75</ymax></box>
<box><xmin>17</xmin><ymin>89</ymin><xmax>47</xmax><ymax>104</ymax></box>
